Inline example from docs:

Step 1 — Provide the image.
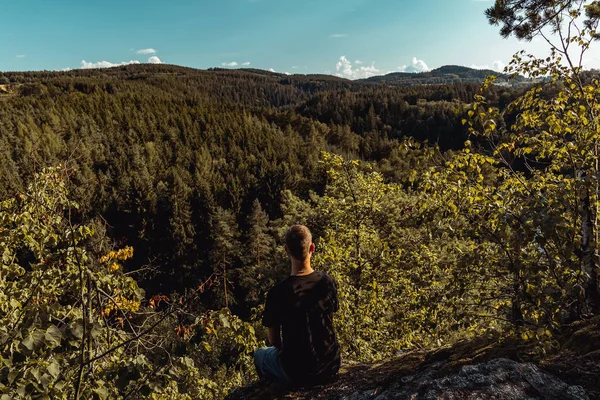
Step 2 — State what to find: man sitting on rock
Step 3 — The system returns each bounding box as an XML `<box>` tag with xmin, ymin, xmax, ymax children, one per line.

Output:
<box><xmin>254</xmin><ymin>224</ymin><xmax>341</xmax><ymax>388</ymax></box>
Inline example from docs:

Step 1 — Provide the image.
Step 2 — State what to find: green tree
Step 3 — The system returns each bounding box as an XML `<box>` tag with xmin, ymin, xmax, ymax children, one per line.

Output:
<box><xmin>234</xmin><ymin>200</ymin><xmax>278</xmax><ymax>307</ymax></box>
<box><xmin>447</xmin><ymin>0</ymin><xmax>600</xmax><ymax>337</ymax></box>
<box><xmin>0</xmin><ymin>167</ymin><xmax>260</xmax><ymax>399</ymax></box>
<box><xmin>486</xmin><ymin>0</ymin><xmax>600</xmax><ymax>40</ymax></box>
<box><xmin>0</xmin><ymin>166</ymin><xmax>145</xmax><ymax>398</ymax></box>
<box><xmin>210</xmin><ymin>207</ymin><xmax>241</xmax><ymax>309</ymax></box>
<box><xmin>244</xmin><ymin>199</ymin><xmax>274</xmax><ymax>268</ymax></box>
<box><xmin>282</xmin><ymin>153</ymin><xmax>490</xmax><ymax>361</ymax></box>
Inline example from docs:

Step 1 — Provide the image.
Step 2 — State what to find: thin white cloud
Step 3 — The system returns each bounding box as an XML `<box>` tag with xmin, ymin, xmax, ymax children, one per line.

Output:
<box><xmin>268</xmin><ymin>68</ymin><xmax>275</xmax><ymax>72</ymax></box>
<box><xmin>355</xmin><ymin>60</ymin><xmax>363</xmax><ymax>64</ymax></box>
<box><xmin>78</xmin><ymin>55</ymin><xmax>162</xmax><ymax>69</ymax></box>
<box><xmin>137</xmin><ymin>48</ymin><xmax>157</xmax><ymax>55</ymax></box>
<box><xmin>15</xmin><ymin>54</ymin><xmax>26</xmax><ymax>58</ymax></box>
<box><xmin>284</xmin><ymin>72</ymin><xmax>291</xmax><ymax>75</ymax></box>
<box><xmin>335</xmin><ymin>56</ymin><xmax>380</xmax><ymax>80</ymax></box>
<box><xmin>221</xmin><ymin>61</ymin><xmax>239</xmax><ymax>67</ymax></box>
<box><xmin>80</xmin><ymin>60</ymin><xmax>141</xmax><ymax>69</ymax></box>
<box><xmin>492</xmin><ymin>60</ymin><xmax>506</xmax><ymax>72</ymax></box>
<box><xmin>470</xmin><ymin>60</ymin><xmax>506</xmax><ymax>72</ymax></box>
<box><xmin>398</xmin><ymin>57</ymin><xmax>430</xmax><ymax>73</ymax></box>
<box><xmin>330</xmin><ymin>33</ymin><xmax>348</xmax><ymax>38</ymax></box>
<box><xmin>241</xmin><ymin>61</ymin><xmax>251</xmax><ymax>66</ymax></box>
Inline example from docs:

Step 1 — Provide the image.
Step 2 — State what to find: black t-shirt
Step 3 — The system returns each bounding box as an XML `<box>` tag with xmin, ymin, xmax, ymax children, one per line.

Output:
<box><xmin>262</xmin><ymin>271</ymin><xmax>341</xmax><ymax>385</ymax></box>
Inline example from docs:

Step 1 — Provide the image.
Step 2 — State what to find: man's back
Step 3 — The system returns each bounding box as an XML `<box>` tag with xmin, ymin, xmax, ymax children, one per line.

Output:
<box><xmin>262</xmin><ymin>271</ymin><xmax>340</xmax><ymax>385</ymax></box>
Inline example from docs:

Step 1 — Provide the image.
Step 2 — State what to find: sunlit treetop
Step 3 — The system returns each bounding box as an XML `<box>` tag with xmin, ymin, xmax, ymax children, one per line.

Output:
<box><xmin>486</xmin><ymin>0</ymin><xmax>600</xmax><ymax>40</ymax></box>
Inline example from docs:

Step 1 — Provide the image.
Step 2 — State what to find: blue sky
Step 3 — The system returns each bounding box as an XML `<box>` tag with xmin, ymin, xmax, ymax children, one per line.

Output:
<box><xmin>1</xmin><ymin>0</ymin><xmax>597</xmax><ymax>78</ymax></box>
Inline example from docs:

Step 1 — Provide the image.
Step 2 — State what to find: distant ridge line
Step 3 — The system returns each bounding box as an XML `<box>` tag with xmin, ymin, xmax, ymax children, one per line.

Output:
<box><xmin>1</xmin><ymin>63</ymin><xmax>529</xmax><ymax>88</ymax></box>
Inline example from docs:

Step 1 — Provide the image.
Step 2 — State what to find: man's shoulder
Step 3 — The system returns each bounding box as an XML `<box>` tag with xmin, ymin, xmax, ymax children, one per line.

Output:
<box><xmin>306</xmin><ymin>271</ymin><xmax>335</xmax><ymax>287</ymax></box>
<box><xmin>319</xmin><ymin>272</ymin><xmax>336</xmax><ymax>286</ymax></box>
<box><xmin>267</xmin><ymin>277</ymin><xmax>292</xmax><ymax>296</ymax></box>
<box><xmin>268</xmin><ymin>272</ymin><xmax>335</xmax><ymax>295</ymax></box>
<box><xmin>320</xmin><ymin>272</ymin><xmax>334</xmax><ymax>281</ymax></box>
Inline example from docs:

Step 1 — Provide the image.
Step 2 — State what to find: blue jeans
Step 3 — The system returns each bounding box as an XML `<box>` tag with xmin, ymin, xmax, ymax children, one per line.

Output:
<box><xmin>253</xmin><ymin>347</ymin><xmax>292</xmax><ymax>386</ymax></box>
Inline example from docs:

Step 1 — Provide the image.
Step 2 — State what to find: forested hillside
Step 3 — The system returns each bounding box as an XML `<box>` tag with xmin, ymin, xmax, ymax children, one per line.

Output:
<box><xmin>358</xmin><ymin>65</ymin><xmax>530</xmax><ymax>86</ymax></box>
<box><xmin>0</xmin><ymin>64</ymin><xmax>519</xmax><ymax>302</ymax></box>
<box><xmin>0</xmin><ymin>63</ymin><xmax>534</xmax><ymax>398</ymax></box>
<box><xmin>2</xmin><ymin>1</ymin><xmax>600</xmax><ymax>397</ymax></box>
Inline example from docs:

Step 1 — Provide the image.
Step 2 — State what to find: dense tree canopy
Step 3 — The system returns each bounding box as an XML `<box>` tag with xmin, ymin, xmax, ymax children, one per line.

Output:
<box><xmin>0</xmin><ymin>64</ymin><xmax>515</xmax><ymax>302</ymax></box>
<box><xmin>3</xmin><ymin>3</ymin><xmax>600</xmax><ymax>393</ymax></box>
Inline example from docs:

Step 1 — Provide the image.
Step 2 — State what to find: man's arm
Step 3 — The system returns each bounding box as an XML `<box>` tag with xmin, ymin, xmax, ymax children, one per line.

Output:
<box><xmin>268</xmin><ymin>325</ymin><xmax>282</xmax><ymax>350</ymax></box>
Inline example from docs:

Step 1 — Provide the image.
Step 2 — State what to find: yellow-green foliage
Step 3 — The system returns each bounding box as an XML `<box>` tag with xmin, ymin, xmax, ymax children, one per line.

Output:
<box><xmin>281</xmin><ymin>153</ymin><xmax>493</xmax><ymax>362</ymax></box>
<box><xmin>0</xmin><ymin>167</ymin><xmax>259</xmax><ymax>399</ymax></box>
<box><xmin>457</xmin><ymin>9</ymin><xmax>600</xmax><ymax>342</ymax></box>
<box><xmin>3</xmin><ymin>3</ymin><xmax>600</xmax><ymax>394</ymax></box>
<box><xmin>276</xmin><ymin>5</ymin><xmax>600</xmax><ymax>362</ymax></box>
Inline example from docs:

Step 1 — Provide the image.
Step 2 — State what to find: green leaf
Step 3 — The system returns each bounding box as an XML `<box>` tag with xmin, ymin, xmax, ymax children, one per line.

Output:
<box><xmin>0</xmin><ymin>328</ymin><xmax>10</xmax><ymax>346</ymax></box>
<box><xmin>90</xmin><ymin>323</ymin><xmax>102</xmax><ymax>339</ymax></box>
<box><xmin>31</xmin><ymin>367</ymin><xmax>41</xmax><ymax>381</ymax></box>
<box><xmin>45</xmin><ymin>325</ymin><xmax>62</xmax><ymax>347</ymax></box>
<box><xmin>47</xmin><ymin>361</ymin><xmax>60</xmax><ymax>379</ymax></box>
<box><xmin>40</xmin><ymin>373</ymin><xmax>52</xmax><ymax>389</ymax></box>
<box><xmin>182</xmin><ymin>357</ymin><xmax>194</xmax><ymax>368</ymax></box>
<box><xmin>8</xmin><ymin>369</ymin><xmax>19</xmax><ymax>384</ymax></box>
<box><xmin>1</xmin><ymin>356</ymin><xmax>12</xmax><ymax>368</ymax></box>
<box><xmin>22</xmin><ymin>330</ymin><xmax>44</xmax><ymax>351</ymax></box>
<box><xmin>218</xmin><ymin>313</ymin><xmax>231</xmax><ymax>329</ymax></box>
<box><xmin>70</xmin><ymin>321</ymin><xmax>84</xmax><ymax>340</ymax></box>
<box><xmin>94</xmin><ymin>387</ymin><xmax>110</xmax><ymax>400</ymax></box>
<box><xmin>135</xmin><ymin>354</ymin><xmax>149</xmax><ymax>366</ymax></box>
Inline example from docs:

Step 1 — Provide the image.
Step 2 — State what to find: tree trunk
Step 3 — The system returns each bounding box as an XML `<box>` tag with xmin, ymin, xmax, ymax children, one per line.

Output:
<box><xmin>512</xmin><ymin>267</ymin><xmax>524</xmax><ymax>326</ymax></box>
<box><xmin>580</xmin><ymin>185</ymin><xmax>600</xmax><ymax>314</ymax></box>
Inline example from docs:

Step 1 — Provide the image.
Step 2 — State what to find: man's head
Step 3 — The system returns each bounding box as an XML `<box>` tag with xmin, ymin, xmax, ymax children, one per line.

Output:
<box><xmin>284</xmin><ymin>225</ymin><xmax>314</xmax><ymax>261</ymax></box>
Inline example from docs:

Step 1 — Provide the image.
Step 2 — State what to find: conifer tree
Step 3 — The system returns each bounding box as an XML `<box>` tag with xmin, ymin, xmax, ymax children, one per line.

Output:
<box><xmin>244</xmin><ymin>199</ymin><xmax>275</xmax><ymax>268</ymax></box>
<box><xmin>210</xmin><ymin>207</ymin><xmax>241</xmax><ymax>309</ymax></box>
<box><xmin>233</xmin><ymin>199</ymin><xmax>278</xmax><ymax>307</ymax></box>
<box><xmin>486</xmin><ymin>0</ymin><xmax>600</xmax><ymax>40</ymax></box>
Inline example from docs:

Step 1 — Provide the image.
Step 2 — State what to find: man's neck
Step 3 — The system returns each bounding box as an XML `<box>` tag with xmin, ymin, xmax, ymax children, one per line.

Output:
<box><xmin>290</xmin><ymin>259</ymin><xmax>314</xmax><ymax>276</ymax></box>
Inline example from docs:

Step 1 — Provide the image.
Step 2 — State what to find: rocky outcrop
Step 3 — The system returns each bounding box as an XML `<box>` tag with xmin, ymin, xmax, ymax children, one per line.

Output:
<box><xmin>227</xmin><ymin>319</ymin><xmax>600</xmax><ymax>400</ymax></box>
<box><xmin>341</xmin><ymin>358</ymin><xmax>588</xmax><ymax>400</ymax></box>
<box><xmin>227</xmin><ymin>358</ymin><xmax>588</xmax><ymax>400</ymax></box>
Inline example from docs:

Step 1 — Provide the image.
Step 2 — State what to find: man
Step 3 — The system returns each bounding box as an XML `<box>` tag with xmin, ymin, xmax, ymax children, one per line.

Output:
<box><xmin>254</xmin><ymin>225</ymin><xmax>341</xmax><ymax>388</ymax></box>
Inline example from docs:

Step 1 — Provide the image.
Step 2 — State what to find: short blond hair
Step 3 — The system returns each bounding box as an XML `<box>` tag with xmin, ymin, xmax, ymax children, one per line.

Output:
<box><xmin>285</xmin><ymin>225</ymin><xmax>312</xmax><ymax>260</ymax></box>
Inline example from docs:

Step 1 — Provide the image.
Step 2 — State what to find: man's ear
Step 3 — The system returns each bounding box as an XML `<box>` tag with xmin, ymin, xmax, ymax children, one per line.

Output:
<box><xmin>309</xmin><ymin>243</ymin><xmax>315</xmax><ymax>254</ymax></box>
<box><xmin>284</xmin><ymin>244</ymin><xmax>289</xmax><ymax>255</ymax></box>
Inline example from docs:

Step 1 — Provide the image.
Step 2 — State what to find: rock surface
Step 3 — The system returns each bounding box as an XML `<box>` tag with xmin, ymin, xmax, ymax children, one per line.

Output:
<box><xmin>226</xmin><ymin>318</ymin><xmax>600</xmax><ymax>400</ymax></box>
<box><xmin>341</xmin><ymin>358</ymin><xmax>588</xmax><ymax>400</ymax></box>
<box><xmin>227</xmin><ymin>357</ymin><xmax>589</xmax><ymax>400</ymax></box>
